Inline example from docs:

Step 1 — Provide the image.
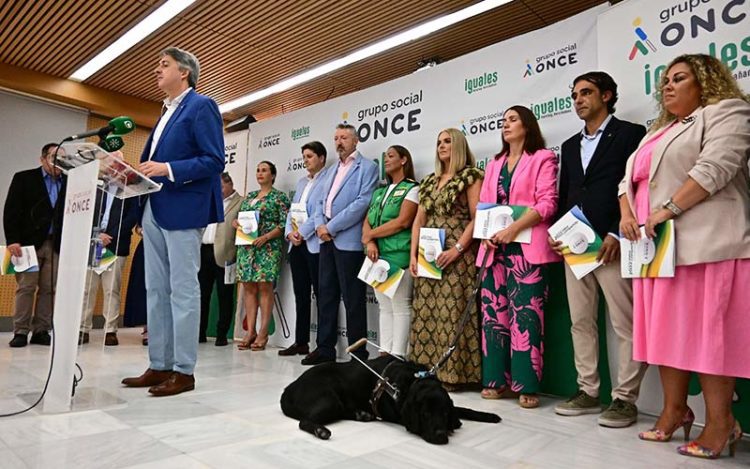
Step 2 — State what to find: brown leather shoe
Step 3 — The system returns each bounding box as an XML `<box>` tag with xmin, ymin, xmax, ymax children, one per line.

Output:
<box><xmin>278</xmin><ymin>343</ymin><xmax>309</xmax><ymax>356</ymax></box>
<box><xmin>148</xmin><ymin>372</ymin><xmax>195</xmax><ymax>397</ymax></box>
<box><xmin>121</xmin><ymin>369</ymin><xmax>172</xmax><ymax>388</ymax></box>
<box><xmin>104</xmin><ymin>332</ymin><xmax>118</xmax><ymax>346</ymax></box>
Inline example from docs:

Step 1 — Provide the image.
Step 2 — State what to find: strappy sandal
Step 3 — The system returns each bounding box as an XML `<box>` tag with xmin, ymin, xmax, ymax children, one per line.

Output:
<box><xmin>237</xmin><ymin>333</ymin><xmax>257</xmax><ymax>350</ymax></box>
<box><xmin>481</xmin><ymin>387</ymin><xmax>507</xmax><ymax>400</ymax></box>
<box><xmin>519</xmin><ymin>394</ymin><xmax>540</xmax><ymax>409</ymax></box>
<box><xmin>250</xmin><ymin>336</ymin><xmax>268</xmax><ymax>351</ymax></box>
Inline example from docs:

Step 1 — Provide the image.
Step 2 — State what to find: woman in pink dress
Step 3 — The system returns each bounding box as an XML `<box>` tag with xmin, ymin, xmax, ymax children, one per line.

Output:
<box><xmin>619</xmin><ymin>54</ymin><xmax>750</xmax><ymax>460</ymax></box>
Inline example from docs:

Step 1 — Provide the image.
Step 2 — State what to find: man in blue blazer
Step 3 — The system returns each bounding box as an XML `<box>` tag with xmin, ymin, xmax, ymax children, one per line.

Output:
<box><xmin>122</xmin><ymin>47</ymin><xmax>225</xmax><ymax>396</ymax></box>
<box><xmin>302</xmin><ymin>124</ymin><xmax>379</xmax><ymax>365</ymax></box>
<box><xmin>280</xmin><ymin>141</ymin><xmax>329</xmax><ymax>357</ymax></box>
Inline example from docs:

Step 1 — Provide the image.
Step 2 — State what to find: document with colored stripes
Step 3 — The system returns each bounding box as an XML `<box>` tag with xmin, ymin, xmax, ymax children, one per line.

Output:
<box><xmin>548</xmin><ymin>206</ymin><xmax>603</xmax><ymax>280</ymax></box>
<box><xmin>620</xmin><ymin>221</ymin><xmax>675</xmax><ymax>278</ymax></box>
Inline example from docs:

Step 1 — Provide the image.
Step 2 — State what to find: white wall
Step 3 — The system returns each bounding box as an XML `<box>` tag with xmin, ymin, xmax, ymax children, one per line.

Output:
<box><xmin>0</xmin><ymin>90</ymin><xmax>89</xmax><ymax>241</ymax></box>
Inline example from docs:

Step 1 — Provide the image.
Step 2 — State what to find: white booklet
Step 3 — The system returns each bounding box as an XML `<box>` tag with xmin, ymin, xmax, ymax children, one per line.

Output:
<box><xmin>548</xmin><ymin>206</ymin><xmax>603</xmax><ymax>280</ymax></box>
<box><xmin>473</xmin><ymin>203</ymin><xmax>532</xmax><ymax>243</ymax></box>
<box><xmin>289</xmin><ymin>202</ymin><xmax>308</xmax><ymax>232</ymax></box>
<box><xmin>357</xmin><ymin>257</ymin><xmax>405</xmax><ymax>299</ymax></box>
<box><xmin>620</xmin><ymin>221</ymin><xmax>675</xmax><ymax>278</ymax></box>
<box><xmin>0</xmin><ymin>246</ymin><xmax>39</xmax><ymax>275</ymax></box>
<box><xmin>235</xmin><ymin>211</ymin><xmax>260</xmax><ymax>245</ymax></box>
<box><xmin>417</xmin><ymin>227</ymin><xmax>444</xmax><ymax>279</ymax></box>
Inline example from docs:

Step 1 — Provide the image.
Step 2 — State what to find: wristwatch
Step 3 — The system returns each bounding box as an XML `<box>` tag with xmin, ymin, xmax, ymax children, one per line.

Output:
<box><xmin>662</xmin><ymin>198</ymin><xmax>683</xmax><ymax>216</ymax></box>
<box><xmin>454</xmin><ymin>242</ymin><xmax>464</xmax><ymax>253</ymax></box>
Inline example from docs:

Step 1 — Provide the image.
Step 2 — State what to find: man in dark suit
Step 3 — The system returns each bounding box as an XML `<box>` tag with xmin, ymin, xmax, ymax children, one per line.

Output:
<box><xmin>550</xmin><ymin>71</ymin><xmax>648</xmax><ymax>427</ymax></box>
<box><xmin>4</xmin><ymin>143</ymin><xmax>65</xmax><ymax>348</ymax></box>
<box><xmin>79</xmin><ymin>180</ymin><xmax>138</xmax><ymax>346</ymax></box>
<box><xmin>121</xmin><ymin>47</ymin><xmax>224</xmax><ymax>396</ymax></box>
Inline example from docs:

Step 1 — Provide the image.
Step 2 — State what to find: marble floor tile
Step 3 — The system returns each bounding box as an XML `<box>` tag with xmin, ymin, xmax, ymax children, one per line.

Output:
<box><xmin>122</xmin><ymin>454</ymin><xmax>213</xmax><ymax>469</ymax></box>
<box><xmin>12</xmin><ymin>428</ymin><xmax>180</xmax><ymax>469</ymax></box>
<box><xmin>0</xmin><ymin>409</ymin><xmax>130</xmax><ymax>448</ymax></box>
<box><xmin>0</xmin><ymin>328</ymin><xmax>748</xmax><ymax>469</ymax></box>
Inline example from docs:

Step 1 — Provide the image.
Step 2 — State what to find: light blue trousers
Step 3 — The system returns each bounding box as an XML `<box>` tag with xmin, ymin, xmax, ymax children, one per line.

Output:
<box><xmin>142</xmin><ymin>201</ymin><xmax>202</xmax><ymax>375</ymax></box>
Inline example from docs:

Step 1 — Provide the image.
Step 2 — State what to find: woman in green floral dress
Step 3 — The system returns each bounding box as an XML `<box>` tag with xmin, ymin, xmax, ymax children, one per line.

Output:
<box><xmin>233</xmin><ymin>161</ymin><xmax>290</xmax><ymax>350</ymax></box>
<box><xmin>408</xmin><ymin>128</ymin><xmax>484</xmax><ymax>388</ymax></box>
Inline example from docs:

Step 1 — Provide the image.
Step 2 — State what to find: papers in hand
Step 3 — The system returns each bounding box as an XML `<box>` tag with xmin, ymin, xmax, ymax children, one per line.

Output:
<box><xmin>357</xmin><ymin>257</ymin><xmax>405</xmax><ymax>299</ymax></box>
<box><xmin>224</xmin><ymin>261</ymin><xmax>237</xmax><ymax>284</ymax></box>
<box><xmin>620</xmin><ymin>221</ymin><xmax>675</xmax><ymax>278</ymax></box>
<box><xmin>290</xmin><ymin>203</ymin><xmax>308</xmax><ymax>232</ymax></box>
<box><xmin>92</xmin><ymin>248</ymin><xmax>117</xmax><ymax>274</ymax></box>
<box><xmin>0</xmin><ymin>246</ymin><xmax>39</xmax><ymax>275</ymax></box>
<box><xmin>235</xmin><ymin>211</ymin><xmax>260</xmax><ymax>245</ymax></box>
<box><xmin>473</xmin><ymin>203</ymin><xmax>532</xmax><ymax>243</ymax></box>
<box><xmin>417</xmin><ymin>228</ymin><xmax>444</xmax><ymax>279</ymax></box>
<box><xmin>548</xmin><ymin>206</ymin><xmax>603</xmax><ymax>280</ymax></box>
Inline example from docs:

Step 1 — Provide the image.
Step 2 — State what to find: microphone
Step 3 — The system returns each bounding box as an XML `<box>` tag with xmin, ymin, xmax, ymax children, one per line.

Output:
<box><xmin>98</xmin><ymin>135</ymin><xmax>124</xmax><ymax>152</ymax></box>
<box><xmin>63</xmin><ymin>116</ymin><xmax>135</xmax><ymax>142</ymax></box>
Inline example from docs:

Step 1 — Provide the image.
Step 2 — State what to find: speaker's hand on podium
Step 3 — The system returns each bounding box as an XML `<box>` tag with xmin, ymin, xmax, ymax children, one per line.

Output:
<box><xmin>139</xmin><ymin>161</ymin><xmax>169</xmax><ymax>178</ymax></box>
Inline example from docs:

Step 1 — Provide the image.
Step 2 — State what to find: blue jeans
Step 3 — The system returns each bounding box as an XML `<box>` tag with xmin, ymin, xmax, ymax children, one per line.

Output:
<box><xmin>142</xmin><ymin>200</ymin><xmax>202</xmax><ymax>375</ymax></box>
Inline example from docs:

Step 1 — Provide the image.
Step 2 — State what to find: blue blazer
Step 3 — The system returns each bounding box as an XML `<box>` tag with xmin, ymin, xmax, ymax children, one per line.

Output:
<box><xmin>313</xmin><ymin>152</ymin><xmax>379</xmax><ymax>252</ymax></box>
<box><xmin>139</xmin><ymin>89</ymin><xmax>225</xmax><ymax>230</ymax></box>
<box><xmin>284</xmin><ymin>167</ymin><xmax>330</xmax><ymax>254</ymax></box>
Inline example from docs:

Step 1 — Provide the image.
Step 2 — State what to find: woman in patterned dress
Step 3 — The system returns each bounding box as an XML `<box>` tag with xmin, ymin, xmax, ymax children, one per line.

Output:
<box><xmin>233</xmin><ymin>161</ymin><xmax>290</xmax><ymax>350</ymax></box>
<box><xmin>408</xmin><ymin>128</ymin><xmax>483</xmax><ymax>388</ymax></box>
<box><xmin>476</xmin><ymin>106</ymin><xmax>559</xmax><ymax>408</ymax></box>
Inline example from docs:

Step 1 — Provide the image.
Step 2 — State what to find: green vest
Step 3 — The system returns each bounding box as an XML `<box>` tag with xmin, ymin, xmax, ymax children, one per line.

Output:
<box><xmin>366</xmin><ymin>179</ymin><xmax>418</xmax><ymax>268</ymax></box>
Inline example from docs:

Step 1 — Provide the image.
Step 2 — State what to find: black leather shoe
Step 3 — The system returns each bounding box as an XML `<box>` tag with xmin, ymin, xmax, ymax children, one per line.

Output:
<box><xmin>29</xmin><ymin>330</ymin><xmax>51</xmax><ymax>346</ymax></box>
<box><xmin>279</xmin><ymin>343</ymin><xmax>309</xmax><ymax>356</ymax></box>
<box><xmin>215</xmin><ymin>336</ymin><xmax>228</xmax><ymax>346</ymax></box>
<box><xmin>105</xmin><ymin>332</ymin><xmax>118</xmax><ymax>346</ymax></box>
<box><xmin>301</xmin><ymin>349</ymin><xmax>334</xmax><ymax>366</ymax></box>
<box><xmin>198</xmin><ymin>335</ymin><xmax>207</xmax><ymax>343</ymax></box>
<box><xmin>9</xmin><ymin>334</ymin><xmax>28</xmax><ymax>348</ymax></box>
<box><xmin>78</xmin><ymin>332</ymin><xmax>89</xmax><ymax>345</ymax></box>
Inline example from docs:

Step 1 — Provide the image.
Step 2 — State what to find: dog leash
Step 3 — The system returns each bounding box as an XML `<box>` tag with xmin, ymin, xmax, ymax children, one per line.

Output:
<box><xmin>416</xmin><ymin>246</ymin><xmax>492</xmax><ymax>379</ymax></box>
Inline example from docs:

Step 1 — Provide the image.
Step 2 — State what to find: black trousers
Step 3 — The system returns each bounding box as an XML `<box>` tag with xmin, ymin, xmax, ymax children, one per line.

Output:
<box><xmin>198</xmin><ymin>244</ymin><xmax>234</xmax><ymax>340</ymax></box>
<box><xmin>288</xmin><ymin>243</ymin><xmax>320</xmax><ymax>346</ymax></box>
<box><xmin>315</xmin><ymin>241</ymin><xmax>368</xmax><ymax>360</ymax></box>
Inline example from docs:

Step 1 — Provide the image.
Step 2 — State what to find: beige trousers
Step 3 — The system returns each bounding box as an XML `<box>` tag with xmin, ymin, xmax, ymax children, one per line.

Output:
<box><xmin>80</xmin><ymin>256</ymin><xmax>126</xmax><ymax>333</ymax></box>
<box><xmin>564</xmin><ymin>260</ymin><xmax>647</xmax><ymax>403</ymax></box>
<box><xmin>13</xmin><ymin>240</ymin><xmax>58</xmax><ymax>334</ymax></box>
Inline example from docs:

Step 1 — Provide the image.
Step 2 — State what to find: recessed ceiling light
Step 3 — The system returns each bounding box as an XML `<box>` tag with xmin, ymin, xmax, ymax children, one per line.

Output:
<box><xmin>69</xmin><ymin>0</ymin><xmax>196</xmax><ymax>82</ymax></box>
<box><xmin>218</xmin><ymin>0</ymin><xmax>512</xmax><ymax>114</ymax></box>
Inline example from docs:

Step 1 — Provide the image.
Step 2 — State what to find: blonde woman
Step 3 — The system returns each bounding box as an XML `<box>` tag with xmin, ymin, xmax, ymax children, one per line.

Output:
<box><xmin>408</xmin><ymin>128</ymin><xmax>483</xmax><ymax>389</ymax></box>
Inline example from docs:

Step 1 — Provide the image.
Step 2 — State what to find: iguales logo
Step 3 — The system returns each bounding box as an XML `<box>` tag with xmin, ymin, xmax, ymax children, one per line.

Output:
<box><xmin>464</xmin><ymin>71</ymin><xmax>499</xmax><ymax>94</ymax></box>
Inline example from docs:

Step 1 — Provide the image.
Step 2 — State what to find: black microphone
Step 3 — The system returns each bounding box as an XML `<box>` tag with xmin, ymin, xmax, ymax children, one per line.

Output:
<box><xmin>63</xmin><ymin>116</ymin><xmax>136</xmax><ymax>142</ymax></box>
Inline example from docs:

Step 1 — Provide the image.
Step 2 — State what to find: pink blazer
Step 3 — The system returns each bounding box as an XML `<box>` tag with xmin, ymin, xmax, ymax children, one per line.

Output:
<box><xmin>477</xmin><ymin>149</ymin><xmax>561</xmax><ymax>266</ymax></box>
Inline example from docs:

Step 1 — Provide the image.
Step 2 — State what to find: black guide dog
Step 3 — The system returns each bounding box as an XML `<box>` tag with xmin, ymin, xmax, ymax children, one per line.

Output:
<box><xmin>280</xmin><ymin>356</ymin><xmax>501</xmax><ymax>444</ymax></box>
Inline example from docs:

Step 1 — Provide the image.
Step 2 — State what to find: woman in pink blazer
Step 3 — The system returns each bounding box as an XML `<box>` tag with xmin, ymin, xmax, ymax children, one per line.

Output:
<box><xmin>476</xmin><ymin>105</ymin><xmax>560</xmax><ymax>408</ymax></box>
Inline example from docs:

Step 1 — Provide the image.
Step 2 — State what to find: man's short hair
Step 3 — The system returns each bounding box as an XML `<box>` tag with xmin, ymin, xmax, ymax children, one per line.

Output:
<box><xmin>161</xmin><ymin>47</ymin><xmax>200</xmax><ymax>88</ymax></box>
<box><xmin>221</xmin><ymin>172</ymin><xmax>233</xmax><ymax>184</ymax></box>
<box><xmin>41</xmin><ymin>143</ymin><xmax>58</xmax><ymax>158</ymax></box>
<box><xmin>572</xmin><ymin>71</ymin><xmax>619</xmax><ymax>114</ymax></box>
<box><xmin>335</xmin><ymin>123</ymin><xmax>358</xmax><ymax>139</ymax></box>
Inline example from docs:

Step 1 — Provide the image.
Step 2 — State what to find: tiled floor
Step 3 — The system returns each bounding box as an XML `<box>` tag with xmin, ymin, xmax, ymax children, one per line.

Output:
<box><xmin>0</xmin><ymin>328</ymin><xmax>748</xmax><ymax>469</ymax></box>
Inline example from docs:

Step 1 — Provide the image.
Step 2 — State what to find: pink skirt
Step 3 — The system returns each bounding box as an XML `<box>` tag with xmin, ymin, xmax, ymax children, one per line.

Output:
<box><xmin>633</xmin><ymin>259</ymin><xmax>750</xmax><ymax>378</ymax></box>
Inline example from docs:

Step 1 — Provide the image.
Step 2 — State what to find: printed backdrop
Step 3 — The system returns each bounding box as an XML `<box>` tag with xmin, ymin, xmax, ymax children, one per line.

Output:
<box><xmin>219</xmin><ymin>0</ymin><xmax>749</xmax><ymax>426</ymax></box>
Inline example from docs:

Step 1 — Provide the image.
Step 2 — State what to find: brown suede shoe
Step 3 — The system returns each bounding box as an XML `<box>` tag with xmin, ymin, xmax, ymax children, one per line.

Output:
<box><xmin>148</xmin><ymin>372</ymin><xmax>195</xmax><ymax>397</ymax></box>
<box><xmin>278</xmin><ymin>343</ymin><xmax>309</xmax><ymax>356</ymax></box>
<box><xmin>121</xmin><ymin>369</ymin><xmax>172</xmax><ymax>388</ymax></box>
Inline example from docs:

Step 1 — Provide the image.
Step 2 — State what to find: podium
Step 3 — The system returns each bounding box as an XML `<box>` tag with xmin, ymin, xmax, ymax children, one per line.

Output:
<box><xmin>42</xmin><ymin>142</ymin><xmax>160</xmax><ymax>413</ymax></box>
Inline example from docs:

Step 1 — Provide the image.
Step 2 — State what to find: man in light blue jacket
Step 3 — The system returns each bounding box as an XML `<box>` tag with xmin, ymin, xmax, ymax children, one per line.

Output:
<box><xmin>302</xmin><ymin>124</ymin><xmax>379</xmax><ymax>365</ymax></box>
<box><xmin>279</xmin><ymin>141</ymin><xmax>329</xmax><ymax>357</ymax></box>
